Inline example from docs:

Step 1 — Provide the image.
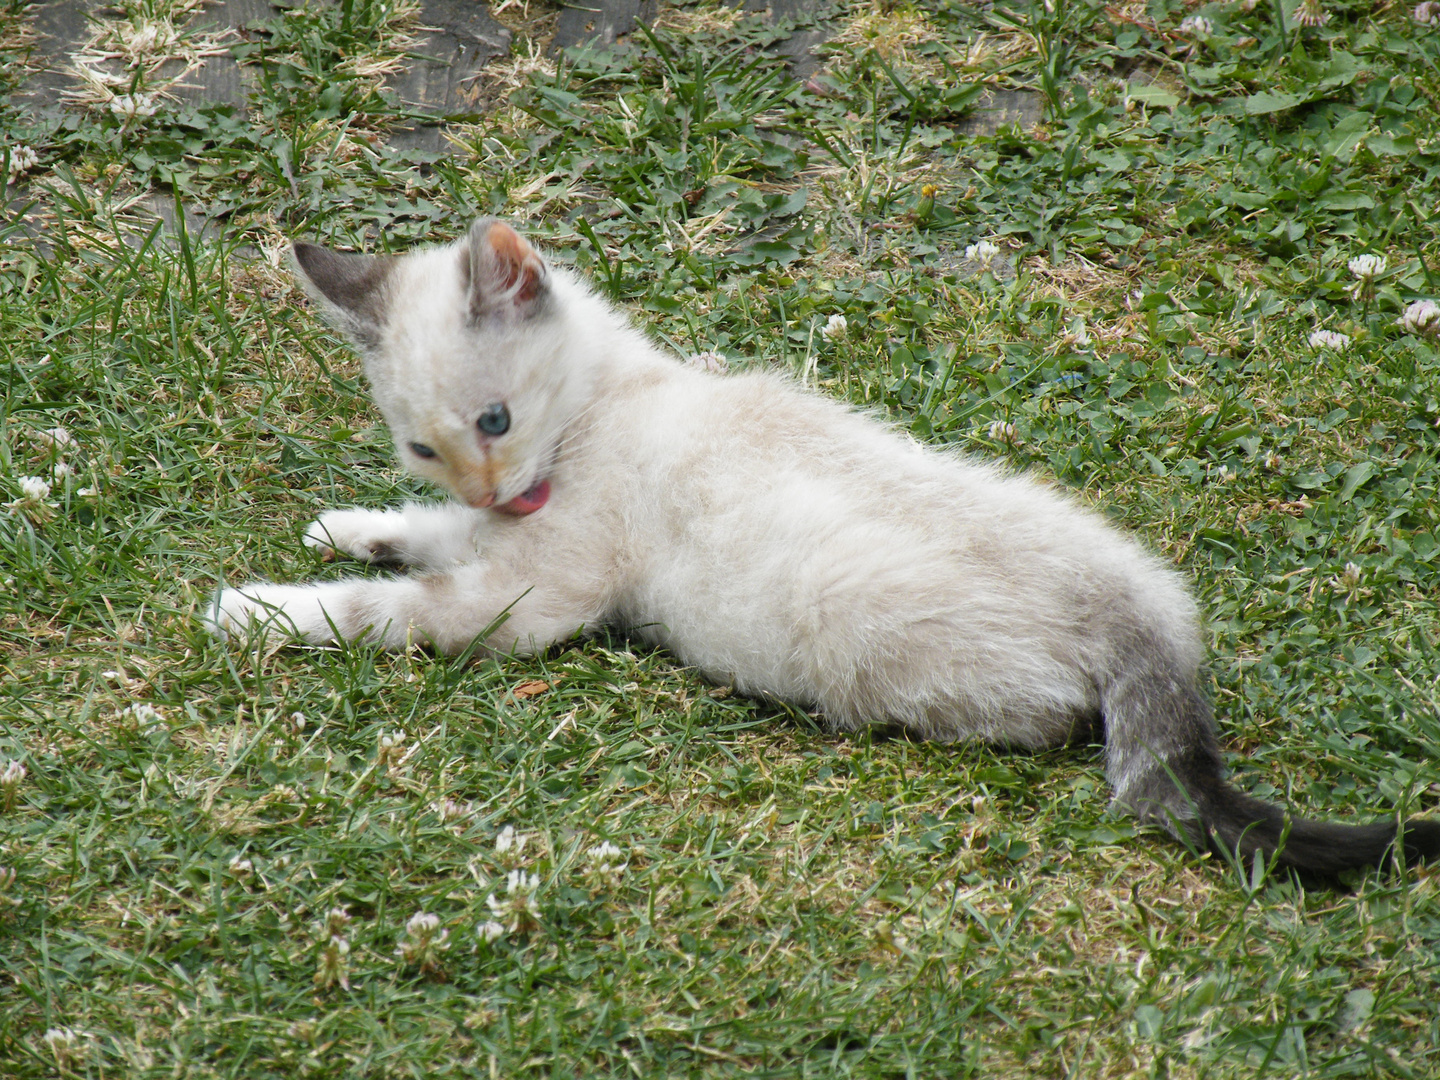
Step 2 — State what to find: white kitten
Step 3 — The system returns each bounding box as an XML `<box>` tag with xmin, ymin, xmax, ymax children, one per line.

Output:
<box><xmin>209</xmin><ymin>219</ymin><xmax>1439</xmax><ymax>876</ymax></box>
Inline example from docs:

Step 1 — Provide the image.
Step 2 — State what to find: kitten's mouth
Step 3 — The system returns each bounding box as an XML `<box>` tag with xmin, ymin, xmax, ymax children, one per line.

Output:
<box><xmin>492</xmin><ymin>478</ymin><xmax>551</xmax><ymax>516</ymax></box>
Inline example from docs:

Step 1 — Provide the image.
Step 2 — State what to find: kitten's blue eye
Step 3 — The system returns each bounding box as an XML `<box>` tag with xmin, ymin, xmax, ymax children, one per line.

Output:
<box><xmin>477</xmin><ymin>403</ymin><xmax>510</xmax><ymax>437</ymax></box>
<box><xmin>409</xmin><ymin>442</ymin><xmax>438</xmax><ymax>459</ymax></box>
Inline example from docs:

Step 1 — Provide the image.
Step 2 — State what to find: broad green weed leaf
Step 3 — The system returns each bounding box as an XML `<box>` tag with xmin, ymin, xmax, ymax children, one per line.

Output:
<box><xmin>1242</xmin><ymin>91</ymin><xmax>1306</xmax><ymax>116</ymax></box>
<box><xmin>1338</xmin><ymin>461</ymin><xmax>1376</xmax><ymax>503</ymax></box>
<box><xmin>1127</xmin><ymin>84</ymin><xmax>1179</xmax><ymax>110</ymax></box>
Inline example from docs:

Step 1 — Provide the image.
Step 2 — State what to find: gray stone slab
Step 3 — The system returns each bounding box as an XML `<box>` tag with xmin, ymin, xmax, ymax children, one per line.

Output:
<box><xmin>764</xmin><ymin>27</ymin><xmax>826</xmax><ymax>80</ymax></box>
<box><xmin>12</xmin><ymin>0</ymin><xmax>512</xmax><ymax>129</ymax></box>
<box><xmin>743</xmin><ymin>0</ymin><xmax>831</xmax><ymax>80</ymax></box>
<box><xmin>170</xmin><ymin>0</ymin><xmax>277</xmax><ymax>111</ymax></box>
<box><xmin>12</xmin><ymin>0</ymin><xmax>95</xmax><ymax>119</ymax></box>
<box><xmin>388</xmin><ymin>0</ymin><xmax>513</xmax><ymax>153</ymax></box>
<box><xmin>10</xmin><ymin>0</ymin><xmax>277</xmax><ymax>118</ymax></box>
<box><xmin>552</xmin><ymin>0</ymin><xmax>657</xmax><ymax>52</ymax></box>
<box><xmin>553</xmin><ymin>0</ymin><xmax>833</xmax><ymax>79</ymax></box>
<box><xmin>392</xmin><ymin>0</ymin><xmax>512</xmax><ymax>114</ymax></box>
<box><xmin>1</xmin><ymin>187</ymin><xmax>241</xmax><ymax>256</ymax></box>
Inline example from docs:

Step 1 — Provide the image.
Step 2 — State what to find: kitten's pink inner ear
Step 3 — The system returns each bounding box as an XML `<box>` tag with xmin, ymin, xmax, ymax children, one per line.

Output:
<box><xmin>488</xmin><ymin>223</ymin><xmax>544</xmax><ymax>303</ymax></box>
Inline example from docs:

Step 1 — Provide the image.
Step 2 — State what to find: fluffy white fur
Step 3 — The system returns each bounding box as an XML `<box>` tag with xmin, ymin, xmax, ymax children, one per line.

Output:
<box><xmin>208</xmin><ymin>219</ymin><xmax>1440</xmax><ymax>875</ymax></box>
<box><xmin>214</xmin><ymin>231</ymin><xmax>1191</xmax><ymax>741</ymax></box>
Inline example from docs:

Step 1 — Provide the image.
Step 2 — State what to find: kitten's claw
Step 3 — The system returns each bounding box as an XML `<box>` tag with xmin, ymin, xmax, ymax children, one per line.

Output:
<box><xmin>303</xmin><ymin>505</ymin><xmax>482</xmax><ymax>569</ymax></box>
<box><xmin>304</xmin><ymin>510</ymin><xmax>403</xmax><ymax>564</ymax></box>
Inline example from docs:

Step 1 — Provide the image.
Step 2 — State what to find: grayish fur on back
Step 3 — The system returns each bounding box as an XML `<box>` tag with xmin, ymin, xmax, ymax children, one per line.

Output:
<box><xmin>209</xmin><ymin>219</ymin><xmax>1440</xmax><ymax>879</ymax></box>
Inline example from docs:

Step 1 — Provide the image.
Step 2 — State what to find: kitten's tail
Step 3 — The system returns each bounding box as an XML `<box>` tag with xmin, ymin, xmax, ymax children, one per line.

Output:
<box><xmin>1102</xmin><ymin>648</ymin><xmax>1440</xmax><ymax>875</ymax></box>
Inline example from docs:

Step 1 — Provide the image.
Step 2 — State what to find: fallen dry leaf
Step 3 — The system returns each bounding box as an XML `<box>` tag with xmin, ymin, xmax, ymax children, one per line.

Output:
<box><xmin>511</xmin><ymin>679</ymin><xmax>551</xmax><ymax>700</ymax></box>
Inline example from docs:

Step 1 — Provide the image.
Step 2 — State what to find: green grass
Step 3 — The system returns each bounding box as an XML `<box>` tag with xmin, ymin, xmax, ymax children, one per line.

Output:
<box><xmin>4</xmin><ymin>0</ymin><xmax>1440</xmax><ymax>1075</ymax></box>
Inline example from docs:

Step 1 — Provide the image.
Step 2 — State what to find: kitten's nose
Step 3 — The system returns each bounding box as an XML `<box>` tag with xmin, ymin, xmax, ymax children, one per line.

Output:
<box><xmin>453</xmin><ymin>462</ymin><xmax>497</xmax><ymax>508</ymax></box>
<box><xmin>453</xmin><ymin>480</ymin><xmax>495</xmax><ymax>509</ymax></box>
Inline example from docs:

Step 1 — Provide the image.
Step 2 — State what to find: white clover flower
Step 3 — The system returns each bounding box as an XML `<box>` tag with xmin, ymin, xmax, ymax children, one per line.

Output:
<box><xmin>227</xmin><ymin>855</ymin><xmax>254</xmax><ymax>879</ymax></box>
<box><xmin>506</xmin><ymin>869</ymin><xmax>540</xmax><ymax>895</ymax></box>
<box><xmin>478</xmin><ymin>919</ymin><xmax>507</xmax><ymax>944</ymax></box>
<box><xmin>1178</xmin><ymin>14</ymin><xmax>1213</xmax><ymax>35</ymax></box>
<box><xmin>35</xmin><ymin>427</ymin><xmax>73</xmax><ymax>450</ymax></box>
<box><xmin>51</xmin><ymin>462</ymin><xmax>73</xmax><ymax>480</ymax></box>
<box><xmin>76</xmin><ymin>486</ymin><xmax>98</xmax><ymax>498</ymax></box>
<box><xmin>1337</xmin><ymin>561</ymin><xmax>1363</xmax><ymax>597</ymax></box>
<box><xmin>1</xmin><ymin>759</ymin><xmax>24</xmax><ymax>811</ymax></box>
<box><xmin>1262</xmin><ymin>451</ymin><xmax>1282</xmax><ymax>472</ymax></box>
<box><xmin>486</xmin><ymin>870</ymin><xmax>541</xmax><ymax>934</ymax></box>
<box><xmin>312</xmin><ymin>910</ymin><xmax>355</xmax><ymax>990</ymax></box>
<box><xmin>288</xmin><ymin>711</ymin><xmax>306</xmax><ymax>734</ymax></box>
<box><xmin>324</xmin><ymin>906</ymin><xmax>352</xmax><ymax>938</ymax></box>
<box><xmin>396</xmin><ymin>911</ymin><xmax>449</xmax><ymax>970</ymax></box>
<box><xmin>1347</xmin><ymin>253</ymin><xmax>1386</xmax><ymax>281</ymax></box>
<box><xmin>1308</xmin><ymin>329</ymin><xmax>1351</xmax><ymax>351</ymax></box>
<box><xmin>109</xmin><ymin>93</ymin><xmax>159</xmax><ymax>120</ymax></box>
<box><xmin>584</xmin><ymin>841</ymin><xmax>628</xmax><ymax>885</ymax></box>
<box><xmin>685</xmin><ymin>350</ymin><xmax>729</xmax><ymax>374</ymax></box>
<box><xmin>119</xmin><ymin>702</ymin><xmax>165</xmax><ymax>729</ymax></box>
<box><xmin>1294</xmin><ymin>0</ymin><xmax>1330</xmax><ymax>25</ymax></box>
<box><xmin>42</xmin><ymin>1027</ymin><xmax>83</xmax><ymax>1067</ymax></box>
<box><xmin>9</xmin><ymin>475</ymin><xmax>57</xmax><ymax>518</ymax></box>
<box><xmin>1</xmin><ymin>759</ymin><xmax>26</xmax><ymax>787</ymax></box>
<box><xmin>1417</xmin><ymin>1</ymin><xmax>1440</xmax><ymax>23</ymax></box>
<box><xmin>433</xmin><ymin>797</ymin><xmax>472</xmax><ymax>825</ymax></box>
<box><xmin>821</xmin><ymin>313</ymin><xmax>849</xmax><ymax>342</ymax></box>
<box><xmin>987</xmin><ymin>420</ymin><xmax>1018</xmax><ymax>444</ymax></box>
<box><xmin>7</xmin><ymin>144</ymin><xmax>38</xmax><ymax>177</ymax></box>
<box><xmin>494</xmin><ymin>824</ymin><xmax>528</xmax><ymax>860</ymax></box>
<box><xmin>587</xmin><ymin>841</ymin><xmax>625</xmax><ymax>863</ymax></box>
<box><xmin>42</xmin><ymin>1027</ymin><xmax>80</xmax><ymax>1051</ymax></box>
<box><xmin>315</xmin><ymin>932</ymin><xmax>351</xmax><ymax>990</ymax></box>
<box><xmin>376</xmin><ymin>730</ymin><xmax>409</xmax><ymax>774</ymax></box>
<box><xmin>965</xmin><ymin>239</ymin><xmax>1001</xmax><ymax>268</ymax></box>
<box><xmin>16</xmin><ymin>476</ymin><xmax>50</xmax><ymax>502</ymax></box>
<box><xmin>1397</xmin><ymin>299</ymin><xmax>1440</xmax><ymax>335</ymax></box>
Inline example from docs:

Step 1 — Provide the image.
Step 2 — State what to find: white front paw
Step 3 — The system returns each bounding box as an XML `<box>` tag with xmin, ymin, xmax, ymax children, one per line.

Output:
<box><xmin>205</xmin><ymin>583</ymin><xmax>338</xmax><ymax>644</ymax></box>
<box><xmin>304</xmin><ymin>509</ymin><xmax>405</xmax><ymax>563</ymax></box>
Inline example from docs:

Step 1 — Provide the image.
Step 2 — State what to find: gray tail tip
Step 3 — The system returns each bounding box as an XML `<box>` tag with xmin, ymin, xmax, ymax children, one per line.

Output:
<box><xmin>1200</xmin><ymin>781</ymin><xmax>1440</xmax><ymax>876</ymax></box>
<box><xmin>1398</xmin><ymin>817</ymin><xmax>1440</xmax><ymax>865</ymax></box>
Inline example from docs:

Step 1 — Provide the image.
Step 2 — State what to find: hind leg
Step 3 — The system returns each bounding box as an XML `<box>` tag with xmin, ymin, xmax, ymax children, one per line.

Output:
<box><xmin>802</xmin><ymin>612</ymin><xmax>1096</xmax><ymax>750</ymax></box>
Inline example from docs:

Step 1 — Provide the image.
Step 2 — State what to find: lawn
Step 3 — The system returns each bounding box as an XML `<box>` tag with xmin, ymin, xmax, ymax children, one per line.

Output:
<box><xmin>3</xmin><ymin>0</ymin><xmax>1440</xmax><ymax>1076</ymax></box>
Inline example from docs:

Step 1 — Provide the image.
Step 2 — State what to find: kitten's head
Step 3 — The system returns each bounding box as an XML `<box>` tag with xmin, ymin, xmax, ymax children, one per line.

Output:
<box><xmin>293</xmin><ymin>219</ymin><xmax>583</xmax><ymax>515</ymax></box>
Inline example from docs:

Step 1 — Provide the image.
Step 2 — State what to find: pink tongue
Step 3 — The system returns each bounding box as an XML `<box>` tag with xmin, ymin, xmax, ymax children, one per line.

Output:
<box><xmin>494</xmin><ymin>478</ymin><xmax>550</xmax><ymax>516</ymax></box>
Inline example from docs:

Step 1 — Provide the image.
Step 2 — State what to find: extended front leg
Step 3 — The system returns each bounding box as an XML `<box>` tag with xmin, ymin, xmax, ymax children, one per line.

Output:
<box><xmin>304</xmin><ymin>503</ymin><xmax>485</xmax><ymax>570</ymax></box>
<box><xmin>208</xmin><ymin>563</ymin><xmax>598</xmax><ymax>655</ymax></box>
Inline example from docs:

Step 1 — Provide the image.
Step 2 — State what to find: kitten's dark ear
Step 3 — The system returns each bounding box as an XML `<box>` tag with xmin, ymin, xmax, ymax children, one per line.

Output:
<box><xmin>463</xmin><ymin>219</ymin><xmax>550</xmax><ymax>322</ymax></box>
<box><xmin>291</xmin><ymin>242</ymin><xmax>395</xmax><ymax>349</ymax></box>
